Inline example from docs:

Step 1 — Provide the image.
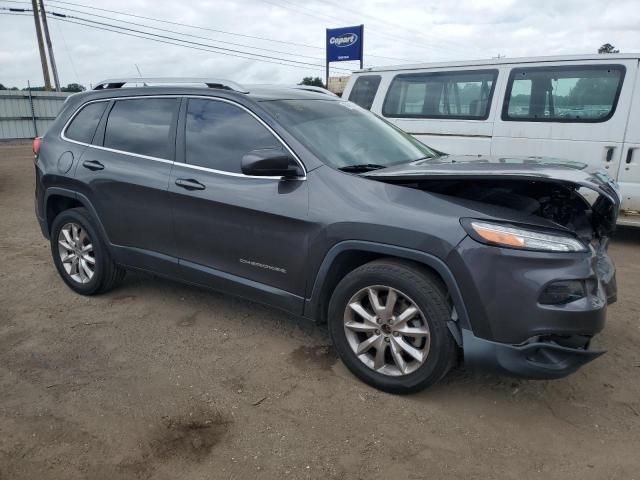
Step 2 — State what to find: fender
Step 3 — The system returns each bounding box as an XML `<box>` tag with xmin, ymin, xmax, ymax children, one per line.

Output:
<box><xmin>304</xmin><ymin>240</ymin><xmax>471</xmax><ymax>332</ymax></box>
<box><xmin>43</xmin><ymin>187</ymin><xmax>113</xmax><ymax>253</ymax></box>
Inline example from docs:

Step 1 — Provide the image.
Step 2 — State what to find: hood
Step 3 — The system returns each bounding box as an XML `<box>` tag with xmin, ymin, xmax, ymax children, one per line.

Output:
<box><xmin>363</xmin><ymin>154</ymin><xmax>620</xmax><ymax>206</ymax></box>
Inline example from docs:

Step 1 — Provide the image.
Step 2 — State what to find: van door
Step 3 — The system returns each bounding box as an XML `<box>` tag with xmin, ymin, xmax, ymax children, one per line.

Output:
<box><xmin>492</xmin><ymin>61</ymin><xmax>635</xmax><ymax>183</ymax></box>
<box><xmin>617</xmin><ymin>61</ymin><xmax>640</xmax><ymax>215</ymax></box>
<box><xmin>374</xmin><ymin>69</ymin><xmax>500</xmax><ymax>155</ymax></box>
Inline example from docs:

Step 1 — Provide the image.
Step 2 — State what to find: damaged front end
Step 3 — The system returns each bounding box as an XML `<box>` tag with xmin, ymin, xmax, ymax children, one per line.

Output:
<box><xmin>364</xmin><ymin>155</ymin><xmax>621</xmax><ymax>379</ymax></box>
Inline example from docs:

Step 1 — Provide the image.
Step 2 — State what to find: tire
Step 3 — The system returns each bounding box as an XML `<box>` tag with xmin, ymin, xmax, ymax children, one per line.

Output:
<box><xmin>50</xmin><ymin>207</ymin><xmax>125</xmax><ymax>295</ymax></box>
<box><xmin>328</xmin><ymin>259</ymin><xmax>457</xmax><ymax>394</ymax></box>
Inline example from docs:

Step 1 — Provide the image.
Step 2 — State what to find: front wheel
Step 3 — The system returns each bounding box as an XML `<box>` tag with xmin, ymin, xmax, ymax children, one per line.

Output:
<box><xmin>328</xmin><ymin>259</ymin><xmax>457</xmax><ymax>394</ymax></box>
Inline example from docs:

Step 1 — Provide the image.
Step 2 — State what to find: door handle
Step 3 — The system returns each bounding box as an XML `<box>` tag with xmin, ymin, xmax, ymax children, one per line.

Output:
<box><xmin>175</xmin><ymin>178</ymin><xmax>206</xmax><ymax>191</ymax></box>
<box><xmin>82</xmin><ymin>160</ymin><xmax>104</xmax><ymax>171</ymax></box>
<box><xmin>605</xmin><ymin>147</ymin><xmax>615</xmax><ymax>162</ymax></box>
<box><xmin>626</xmin><ymin>147</ymin><xmax>635</xmax><ymax>164</ymax></box>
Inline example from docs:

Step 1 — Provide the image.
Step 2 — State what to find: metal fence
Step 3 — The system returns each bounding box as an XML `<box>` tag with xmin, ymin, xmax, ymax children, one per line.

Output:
<box><xmin>0</xmin><ymin>90</ymin><xmax>71</xmax><ymax>140</ymax></box>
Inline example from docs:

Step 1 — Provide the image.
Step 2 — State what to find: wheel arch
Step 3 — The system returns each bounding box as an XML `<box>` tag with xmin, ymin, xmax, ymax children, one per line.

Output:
<box><xmin>44</xmin><ymin>188</ymin><xmax>111</xmax><ymax>248</ymax></box>
<box><xmin>304</xmin><ymin>241</ymin><xmax>471</xmax><ymax>334</ymax></box>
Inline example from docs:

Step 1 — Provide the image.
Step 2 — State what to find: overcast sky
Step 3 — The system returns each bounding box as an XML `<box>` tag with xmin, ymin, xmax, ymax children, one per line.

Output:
<box><xmin>0</xmin><ymin>0</ymin><xmax>637</xmax><ymax>89</ymax></box>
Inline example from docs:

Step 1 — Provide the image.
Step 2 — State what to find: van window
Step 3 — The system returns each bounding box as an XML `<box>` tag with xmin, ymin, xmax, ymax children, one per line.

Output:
<box><xmin>382</xmin><ymin>70</ymin><xmax>497</xmax><ymax>119</ymax></box>
<box><xmin>185</xmin><ymin>99</ymin><xmax>281</xmax><ymax>173</ymax></box>
<box><xmin>65</xmin><ymin>101</ymin><xmax>108</xmax><ymax>144</ymax></box>
<box><xmin>103</xmin><ymin>98</ymin><xmax>178</xmax><ymax>159</ymax></box>
<box><xmin>503</xmin><ymin>65</ymin><xmax>625</xmax><ymax>122</ymax></box>
<box><xmin>348</xmin><ymin>75</ymin><xmax>381</xmax><ymax>110</ymax></box>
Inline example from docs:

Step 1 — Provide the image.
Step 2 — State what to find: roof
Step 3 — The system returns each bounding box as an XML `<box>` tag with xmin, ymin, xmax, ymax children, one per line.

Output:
<box><xmin>355</xmin><ymin>53</ymin><xmax>640</xmax><ymax>73</ymax></box>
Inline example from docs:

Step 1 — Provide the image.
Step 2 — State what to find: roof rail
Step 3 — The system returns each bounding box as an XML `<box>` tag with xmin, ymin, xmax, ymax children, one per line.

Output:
<box><xmin>290</xmin><ymin>85</ymin><xmax>338</xmax><ymax>96</ymax></box>
<box><xmin>93</xmin><ymin>77</ymin><xmax>249</xmax><ymax>93</ymax></box>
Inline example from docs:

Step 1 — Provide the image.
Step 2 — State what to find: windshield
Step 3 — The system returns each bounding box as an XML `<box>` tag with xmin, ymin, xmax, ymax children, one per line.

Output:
<box><xmin>259</xmin><ymin>99</ymin><xmax>437</xmax><ymax>169</ymax></box>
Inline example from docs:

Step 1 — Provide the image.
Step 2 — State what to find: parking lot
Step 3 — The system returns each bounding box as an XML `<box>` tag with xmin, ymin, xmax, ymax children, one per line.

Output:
<box><xmin>1</xmin><ymin>141</ymin><xmax>639</xmax><ymax>480</ymax></box>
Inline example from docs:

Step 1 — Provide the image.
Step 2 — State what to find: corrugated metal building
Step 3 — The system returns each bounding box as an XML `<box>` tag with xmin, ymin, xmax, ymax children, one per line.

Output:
<box><xmin>0</xmin><ymin>90</ymin><xmax>71</xmax><ymax>140</ymax></box>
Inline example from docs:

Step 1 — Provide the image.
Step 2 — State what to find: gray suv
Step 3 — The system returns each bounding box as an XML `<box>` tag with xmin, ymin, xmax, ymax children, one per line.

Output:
<box><xmin>34</xmin><ymin>78</ymin><xmax>619</xmax><ymax>393</ymax></box>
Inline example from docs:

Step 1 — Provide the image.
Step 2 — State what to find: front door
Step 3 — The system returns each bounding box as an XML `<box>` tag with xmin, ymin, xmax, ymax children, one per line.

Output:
<box><xmin>169</xmin><ymin>97</ymin><xmax>310</xmax><ymax>312</ymax></box>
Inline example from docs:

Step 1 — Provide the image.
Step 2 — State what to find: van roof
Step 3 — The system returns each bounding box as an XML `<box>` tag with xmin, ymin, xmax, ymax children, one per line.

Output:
<box><xmin>355</xmin><ymin>53</ymin><xmax>640</xmax><ymax>74</ymax></box>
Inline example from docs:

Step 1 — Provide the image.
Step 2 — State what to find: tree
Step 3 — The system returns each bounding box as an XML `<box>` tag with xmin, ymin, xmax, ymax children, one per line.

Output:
<box><xmin>61</xmin><ymin>83</ymin><xmax>86</xmax><ymax>92</ymax></box>
<box><xmin>568</xmin><ymin>76</ymin><xmax>618</xmax><ymax>106</ymax></box>
<box><xmin>299</xmin><ymin>76</ymin><xmax>325</xmax><ymax>88</ymax></box>
<box><xmin>0</xmin><ymin>83</ymin><xmax>6</xmax><ymax>90</ymax></box>
<box><xmin>598</xmin><ymin>43</ymin><xmax>619</xmax><ymax>54</ymax></box>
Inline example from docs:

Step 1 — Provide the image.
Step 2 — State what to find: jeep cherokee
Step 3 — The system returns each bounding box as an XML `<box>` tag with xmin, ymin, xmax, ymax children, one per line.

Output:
<box><xmin>34</xmin><ymin>78</ymin><xmax>620</xmax><ymax>393</ymax></box>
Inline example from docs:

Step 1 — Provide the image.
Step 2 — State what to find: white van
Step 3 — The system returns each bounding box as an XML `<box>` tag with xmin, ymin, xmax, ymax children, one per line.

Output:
<box><xmin>343</xmin><ymin>54</ymin><xmax>640</xmax><ymax>226</ymax></box>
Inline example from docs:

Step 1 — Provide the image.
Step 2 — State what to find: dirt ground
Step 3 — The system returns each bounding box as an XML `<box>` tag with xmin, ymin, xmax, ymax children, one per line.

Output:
<box><xmin>1</xmin><ymin>142</ymin><xmax>639</xmax><ymax>480</ymax></box>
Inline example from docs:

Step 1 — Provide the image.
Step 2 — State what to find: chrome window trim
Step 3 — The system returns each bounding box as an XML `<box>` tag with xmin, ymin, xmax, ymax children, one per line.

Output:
<box><xmin>60</xmin><ymin>94</ymin><xmax>307</xmax><ymax>180</ymax></box>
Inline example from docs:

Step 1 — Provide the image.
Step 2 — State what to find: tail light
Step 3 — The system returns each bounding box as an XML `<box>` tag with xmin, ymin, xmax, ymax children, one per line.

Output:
<box><xmin>33</xmin><ymin>136</ymin><xmax>42</xmax><ymax>156</ymax></box>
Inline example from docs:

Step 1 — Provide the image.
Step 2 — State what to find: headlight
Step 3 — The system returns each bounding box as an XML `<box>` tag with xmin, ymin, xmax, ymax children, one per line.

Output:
<box><xmin>464</xmin><ymin>220</ymin><xmax>588</xmax><ymax>252</ymax></box>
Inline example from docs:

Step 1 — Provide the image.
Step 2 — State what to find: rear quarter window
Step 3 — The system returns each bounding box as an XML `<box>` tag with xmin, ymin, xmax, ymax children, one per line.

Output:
<box><xmin>348</xmin><ymin>75</ymin><xmax>381</xmax><ymax>110</ymax></box>
<box><xmin>64</xmin><ymin>101</ymin><xmax>108</xmax><ymax>144</ymax></box>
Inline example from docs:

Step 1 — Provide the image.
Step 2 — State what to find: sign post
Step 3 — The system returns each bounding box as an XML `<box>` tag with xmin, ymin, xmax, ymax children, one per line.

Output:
<box><xmin>326</xmin><ymin>25</ymin><xmax>364</xmax><ymax>88</ymax></box>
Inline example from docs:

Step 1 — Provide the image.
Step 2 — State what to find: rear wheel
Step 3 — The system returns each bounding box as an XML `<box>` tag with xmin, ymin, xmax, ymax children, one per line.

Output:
<box><xmin>50</xmin><ymin>207</ymin><xmax>125</xmax><ymax>295</ymax></box>
<box><xmin>328</xmin><ymin>259</ymin><xmax>457</xmax><ymax>394</ymax></box>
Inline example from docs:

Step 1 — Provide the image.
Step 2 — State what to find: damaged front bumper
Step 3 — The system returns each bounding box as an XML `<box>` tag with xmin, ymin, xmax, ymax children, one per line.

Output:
<box><xmin>448</xmin><ymin>235</ymin><xmax>617</xmax><ymax>379</ymax></box>
<box><xmin>461</xmin><ymin>329</ymin><xmax>605</xmax><ymax>379</ymax></box>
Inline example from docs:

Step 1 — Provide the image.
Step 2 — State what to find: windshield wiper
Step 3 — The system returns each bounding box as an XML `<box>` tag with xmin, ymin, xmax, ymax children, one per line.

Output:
<box><xmin>338</xmin><ymin>164</ymin><xmax>388</xmax><ymax>173</ymax></box>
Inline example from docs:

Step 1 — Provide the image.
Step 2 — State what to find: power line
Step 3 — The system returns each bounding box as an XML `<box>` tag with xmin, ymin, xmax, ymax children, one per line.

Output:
<box><xmin>53</xmin><ymin>6</ymin><xmax>79</xmax><ymax>81</ymax></box>
<box><xmin>2</xmin><ymin>2</ymin><xmax>339</xmax><ymax>66</ymax></box>
<box><xmin>0</xmin><ymin>10</ymin><xmax>343</xmax><ymax>72</ymax></box>
<box><xmin>42</xmin><ymin>3</ymin><xmax>328</xmax><ymax>62</ymax></box>
<box><xmin>45</xmin><ymin>10</ymin><xmax>352</xmax><ymax>71</ymax></box>
<box><xmin>42</xmin><ymin>0</ymin><xmax>409</xmax><ymax>63</ymax></box>
<box><xmin>44</xmin><ymin>0</ymin><xmax>325</xmax><ymax>50</ymax></box>
<box><xmin>52</xmin><ymin>17</ymin><xmax>348</xmax><ymax>73</ymax></box>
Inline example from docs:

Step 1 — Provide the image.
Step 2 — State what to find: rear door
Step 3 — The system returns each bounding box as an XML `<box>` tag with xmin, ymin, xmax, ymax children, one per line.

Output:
<box><xmin>74</xmin><ymin>96</ymin><xmax>179</xmax><ymax>267</ymax></box>
<box><xmin>169</xmin><ymin>97</ymin><xmax>310</xmax><ymax>311</ymax></box>
<box><xmin>617</xmin><ymin>60</ymin><xmax>640</xmax><ymax>213</ymax></box>
<box><xmin>492</xmin><ymin>60</ymin><xmax>635</xmax><ymax>181</ymax></box>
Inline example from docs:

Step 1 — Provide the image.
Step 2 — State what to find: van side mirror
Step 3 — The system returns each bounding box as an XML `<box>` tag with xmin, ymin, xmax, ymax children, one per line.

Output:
<box><xmin>241</xmin><ymin>149</ymin><xmax>302</xmax><ymax>178</ymax></box>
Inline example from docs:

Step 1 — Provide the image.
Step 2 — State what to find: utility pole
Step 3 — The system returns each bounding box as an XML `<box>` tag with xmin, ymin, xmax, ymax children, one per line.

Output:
<box><xmin>39</xmin><ymin>0</ymin><xmax>61</xmax><ymax>92</ymax></box>
<box><xmin>30</xmin><ymin>0</ymin><xmax>51</xmax><ymax>90</ymax></box>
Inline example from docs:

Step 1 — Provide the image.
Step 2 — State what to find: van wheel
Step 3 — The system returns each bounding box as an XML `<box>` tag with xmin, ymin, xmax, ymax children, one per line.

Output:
<box><xmin>328</xmin><ymin>259</ymin><xmax>456</xmax><ymax>394</ymax></box>
<box><xmin>50</xmin><ymin>207</ymin><xmax>125</xmax><ymax>295</ymax></box>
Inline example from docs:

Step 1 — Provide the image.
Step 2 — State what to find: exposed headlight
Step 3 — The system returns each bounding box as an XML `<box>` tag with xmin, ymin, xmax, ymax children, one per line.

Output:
<box><xmin>465</xmin><ymin>220</ymin><xmax>588</xmax><ymax>252</ymax></box>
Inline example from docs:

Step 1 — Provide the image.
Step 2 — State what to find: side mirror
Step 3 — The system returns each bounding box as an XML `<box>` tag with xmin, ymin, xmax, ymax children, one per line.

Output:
<box><xmin>241</xmin><ymin>149</ymin><xmax>302</xmax><ymax>178</ymax></box>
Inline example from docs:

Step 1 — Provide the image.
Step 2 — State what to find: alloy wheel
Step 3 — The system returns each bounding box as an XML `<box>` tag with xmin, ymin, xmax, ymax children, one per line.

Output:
<box><xmin>57</xmin><ymin>222</ymin><xmax>95</xmax><ymax>284</ymax></box>
<box><xmin>343</xmin><ymin>285</ymin><xmax>431</xmax><ymax>376</ymax></box>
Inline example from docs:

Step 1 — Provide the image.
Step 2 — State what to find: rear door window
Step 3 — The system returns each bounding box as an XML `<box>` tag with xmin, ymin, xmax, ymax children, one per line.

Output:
<box><xmin>103</xmin><ymin>98</ymin><xmax>178</xmax><ymax>159</ymax></box>
<box><xmin>383</xmin><ymin>70</ymin><xmax>498</xmax><ymax>119</ymax></box>
<box><xmin>185</xmin><ymin>99</ymin><xmax>281</xmax><ymax>174</ymax></box>
<box><xmin>65</xmin><ymin>101</ymin><xmax>108</xmax><ymax>144</ymax></box>
<box><xmin>503</xmin><ymin>65</ymin><xmax>625</xmax><ymax>122</ymax></box>
<box><xmin>348</xmin><ymin>75</ymin><xmax>381</xmax><ymax>110</ymax></box>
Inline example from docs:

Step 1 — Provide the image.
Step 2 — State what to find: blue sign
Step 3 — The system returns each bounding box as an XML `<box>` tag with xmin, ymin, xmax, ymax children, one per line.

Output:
<box><xmin>326</xmin><ymin>25</ymin><xmax>363</xmax><ymax>63</ymax></box>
